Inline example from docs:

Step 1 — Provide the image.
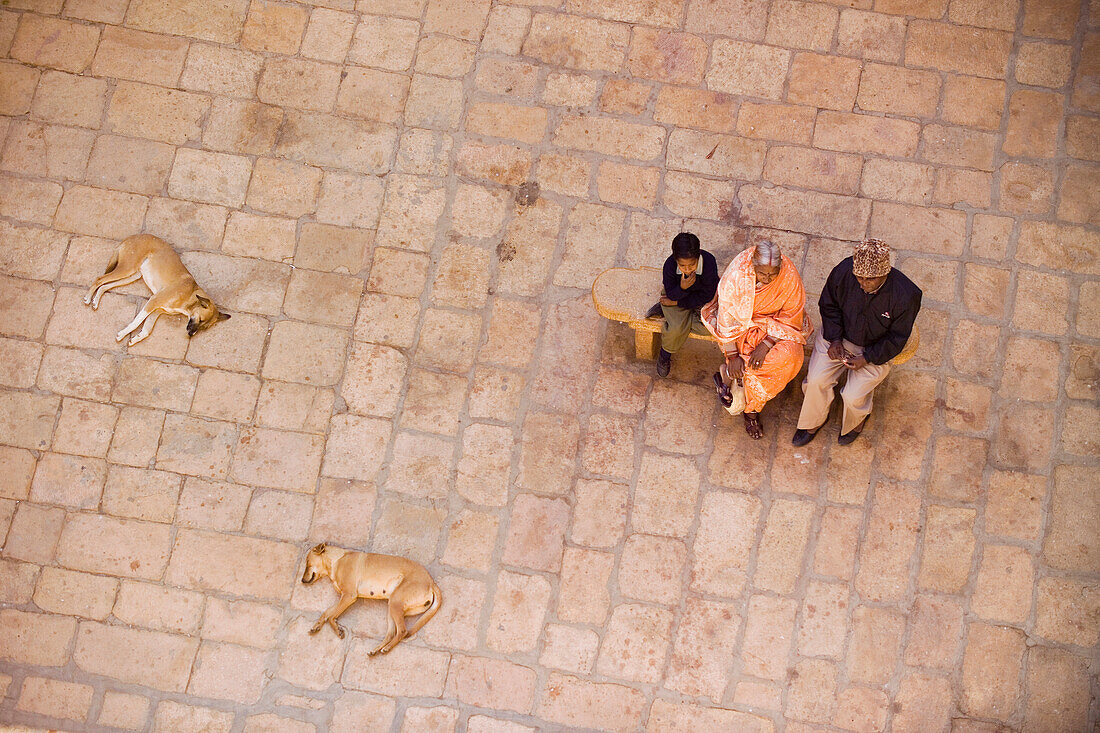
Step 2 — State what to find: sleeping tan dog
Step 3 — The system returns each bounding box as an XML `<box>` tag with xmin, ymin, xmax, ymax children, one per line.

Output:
<box><xmin>301</xmin><ymin>542</ymin><xmax>442</xmax><ymax>654</ymax></box>
<box><xmin>84</xmin><ymin>233</ymin><xmax>229</xmax><ymax>345</ymax></box>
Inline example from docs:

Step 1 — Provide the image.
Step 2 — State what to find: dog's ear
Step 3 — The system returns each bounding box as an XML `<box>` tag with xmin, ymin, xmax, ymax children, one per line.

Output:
<box><xmin>196</xmin><ymin>295</ymin><xmax>212</xmax><ymax>309</ymax></box>
<box><xmin>218</xmin><ymin>312</ymin><xmax>231</xmax><ymax>321</ymax></box>
<box><xmin>312</xmin><ymin>542</ymin><xmax>327</xmax><ymax>554</ymax></box>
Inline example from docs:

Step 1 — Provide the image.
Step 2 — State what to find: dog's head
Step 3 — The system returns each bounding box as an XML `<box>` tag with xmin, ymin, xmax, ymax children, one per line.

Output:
<box><xmin>185</xmin><ymin>293</ymin><xmax>230</xmax><ymax>337</ymax></box>
<box><xmin>301</xmin><ymin>542</ymin><xmax>328</xmax><ymax>584</ymax></box>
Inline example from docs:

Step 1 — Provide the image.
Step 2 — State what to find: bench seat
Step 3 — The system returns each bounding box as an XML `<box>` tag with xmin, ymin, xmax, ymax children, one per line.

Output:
<box><xmin>592</xmin><ymin>266</ymin><xmax>716</xmax><ymax>359</ymax></box>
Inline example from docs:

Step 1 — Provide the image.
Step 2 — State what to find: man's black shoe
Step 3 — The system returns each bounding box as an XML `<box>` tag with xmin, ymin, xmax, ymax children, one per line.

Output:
<box><xmin>644</xmin><ymin>302</ymin><xmax>663</xmax><ymax>319</ymax></box>
<box><xmin>791</xmin><ymin>427</ymin><xmax>820</xmax><ymax>447</ymax></box>
<box><xmin>838</xmin><ymin>418</ymin><xmax>867</xmax><ymax>446</ymax></box>
<box><xmin>656</xmin><ymin>348</ymin><xmax>672</xmax><ymax>378</ymax></box>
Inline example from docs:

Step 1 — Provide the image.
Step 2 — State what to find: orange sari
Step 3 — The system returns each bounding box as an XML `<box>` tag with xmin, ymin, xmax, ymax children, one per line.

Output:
<box><xmin>701</xmin><ymin>247</ymin><xmax>811</xmax><ymax>413</ymax></box>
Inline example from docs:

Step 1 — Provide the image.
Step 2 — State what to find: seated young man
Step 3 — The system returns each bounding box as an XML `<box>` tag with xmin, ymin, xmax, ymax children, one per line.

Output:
<box><xmin>645</xmin><ymin>232</ymin><xmax>719</xmax><ymax>378</ymax></box>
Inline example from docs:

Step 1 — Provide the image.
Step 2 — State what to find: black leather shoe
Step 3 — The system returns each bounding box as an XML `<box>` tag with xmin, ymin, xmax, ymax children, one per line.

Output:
<box><xmin>656</xmin><ymin>348</ymin><xmax>671</xmax><ymax>378</ymax></box>
<box><xmin>838</xmin><ymin>418</ymin><xmax>867</xmax><ymax>446</ymax></box>
<box><xmin>791</xmin><ymin>427</ymin><xmax>820</xmax><ymax>447</ymax></box>
<box><xmin>644</xmin><ymin>302</ymin><xmax>663</xmax><ymax>319</ymax></box>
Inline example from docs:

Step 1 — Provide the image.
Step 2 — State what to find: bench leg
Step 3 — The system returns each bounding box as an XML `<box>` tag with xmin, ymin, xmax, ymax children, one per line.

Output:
<box><xmin>634</xmin><ymin>329</ymin><xmax>659</xmax><ymax>360</ymax></box>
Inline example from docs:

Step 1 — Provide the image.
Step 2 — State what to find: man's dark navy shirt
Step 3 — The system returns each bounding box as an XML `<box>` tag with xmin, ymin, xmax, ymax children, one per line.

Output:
<box><xmin>819</xmin><ymin>257</ymin><xmax>922</xmax><ymax>365</ymax></box>
<box><xmin>662</xmin><ymin>250</ymin><xmax>719</xmax><ymax>311</ymax></box>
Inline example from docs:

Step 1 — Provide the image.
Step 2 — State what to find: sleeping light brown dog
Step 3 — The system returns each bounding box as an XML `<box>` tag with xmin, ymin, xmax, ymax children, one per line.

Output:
<box><xmin>84</xmin><ymin>233</ymin><xmax>230</xmax><ymax>345</ymax></box>
<box><xmin>301</xmin><ymin>542</ymin><xmax>442</xmax><ymax>654</ymax></box>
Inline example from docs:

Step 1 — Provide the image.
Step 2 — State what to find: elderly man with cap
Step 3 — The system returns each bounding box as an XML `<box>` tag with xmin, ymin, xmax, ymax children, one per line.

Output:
<box><xmin>791</xmin><ymin>239</ymin><xmax>922</xmax><ymax>447</ymax></box>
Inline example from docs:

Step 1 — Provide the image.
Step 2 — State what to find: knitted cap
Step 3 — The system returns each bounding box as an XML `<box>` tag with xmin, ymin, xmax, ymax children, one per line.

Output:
<box><xmin>852</xmin><ymin>238</ymin><xmax>891</xmax><ymax>278</ymax></box>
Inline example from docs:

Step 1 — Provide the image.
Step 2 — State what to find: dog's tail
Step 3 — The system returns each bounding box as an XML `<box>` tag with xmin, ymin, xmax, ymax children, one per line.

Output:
<box><xmin>103</xmin><ymin>249</ymin><xmax>119</xmax><ymax>275</ymax></box>
<box><xmin>406</xmin><ymin>582</ymin><xmax>442</xmax><ymax>637</ymax></box>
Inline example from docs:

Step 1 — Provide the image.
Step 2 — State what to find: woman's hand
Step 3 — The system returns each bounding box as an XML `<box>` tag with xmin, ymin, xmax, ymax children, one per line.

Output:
<box><xmin>748</xmin><ymin>341</ymin><xmax>771</xmax><ymax>370</ymax></box>
<box><xmin>726</xmin><ymin>354</ymin><xmax>745</xmax><ymax>379</ymax></box>
<box><xmin>680</xmin><ymin>272</ymin><xmax>696</xmax><ymax>289</ymax></box>
<box><xmin>659</xmin><ymin>295</ymin><xmax>676</xmax><ymax>307</ymax></box>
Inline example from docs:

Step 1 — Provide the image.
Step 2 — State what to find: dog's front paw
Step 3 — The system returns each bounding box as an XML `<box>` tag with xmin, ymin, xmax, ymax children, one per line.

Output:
<box><xmin>334</xmin><ymin>625</ymin><xmax>346</xmax><ymax>639</ymax></box>
<box><xmin>309</xmin><ymin>623</ymin><xmax>322</xmax><ymax>635</ymax></box>
<box><xmin>115</xmin><ymin>332</ymin><xmax>126</xmax><ymax>342</ymax></box>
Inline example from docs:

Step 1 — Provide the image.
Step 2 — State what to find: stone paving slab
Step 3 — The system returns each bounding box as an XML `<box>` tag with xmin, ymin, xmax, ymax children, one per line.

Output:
<box><xmin>0</xmin><ymin>0</ymin><xmax>1097</xmax><ymax>731</ymax></box>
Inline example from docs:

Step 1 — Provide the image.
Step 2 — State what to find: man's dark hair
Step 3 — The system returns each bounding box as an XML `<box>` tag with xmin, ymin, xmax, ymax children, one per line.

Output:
<box><xmin>671</xmin><ymin>232</ymin><xmax>700</xmax><ymax>260</ymax></box>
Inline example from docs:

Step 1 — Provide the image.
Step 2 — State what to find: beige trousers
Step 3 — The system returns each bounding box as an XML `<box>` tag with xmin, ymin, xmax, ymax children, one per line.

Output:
<box><xmin>797</xmin><ymin>333</ymin><xmax>891</xmax><ymax>435</ymax></box>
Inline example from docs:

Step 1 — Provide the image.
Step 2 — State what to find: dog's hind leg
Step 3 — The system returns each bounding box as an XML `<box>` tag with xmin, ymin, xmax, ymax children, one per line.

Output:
<box><xmin>370</xmin><ymin>601</ymin><xmax>406</xmax><ymax>655</ymax></box>
<box><xmin>404</xmin><ymin>584</ymin><xmax>441</xmax><ymax>639</ymax></box>
<box><xmin>369</xmin><ymin>616</ymin><xmax>395</xmax><ymax>656</ymax></box>
<box><xmin>378</xmin><ymin>603</ymin><xmax>408</xmax><ymax>655</ymax></box>
<box><xmin>380</xmin><ymin>584</ymin><xmax>425</xmax><ymax>654</ymax></box>
<box><xmin>87</xmin><ymin>269</ymin><xmax>142</xmax><ymax>309</ymax></box>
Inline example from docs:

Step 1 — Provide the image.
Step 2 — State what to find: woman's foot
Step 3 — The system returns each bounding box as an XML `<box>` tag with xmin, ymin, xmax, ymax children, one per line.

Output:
<box><xmin>712</xmin><ymin>372</ymin><xmax>733</xmax><ymax>407</ymax></box>
<box><xmin>743</xmin><ymin>411</ymin><xmax>763</xmax><ymax>440</ymax></box>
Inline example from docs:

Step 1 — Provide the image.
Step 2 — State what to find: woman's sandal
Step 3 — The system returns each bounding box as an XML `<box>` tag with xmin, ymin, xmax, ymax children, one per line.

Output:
<box><xmin>743</xmin><ymin>412</ymin><xmax>763</xmax><ymax>440</ymax></box>
<box><xmin>712</xmin><ymin>372</ymin><xmax>733</xmax><ymax>408</ymax></box>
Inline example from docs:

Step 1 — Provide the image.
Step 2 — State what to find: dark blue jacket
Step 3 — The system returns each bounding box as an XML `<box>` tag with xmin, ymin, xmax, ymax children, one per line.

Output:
<box><xmin>819</xmin><ymin>257</ymin><xmax>922</xmax><ymax>364</ymax></box>
<box><xmin>662</xmin><ymin>250</ymin><xmax>719</xmax><ymax>311</ymax></box>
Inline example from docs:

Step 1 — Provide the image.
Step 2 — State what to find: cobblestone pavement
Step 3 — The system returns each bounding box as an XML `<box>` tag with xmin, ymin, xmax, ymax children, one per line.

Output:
<box><xmin>0</xmin><ymin>0</ymin><xmax>1097</xmax><ymax>731</ymax></box>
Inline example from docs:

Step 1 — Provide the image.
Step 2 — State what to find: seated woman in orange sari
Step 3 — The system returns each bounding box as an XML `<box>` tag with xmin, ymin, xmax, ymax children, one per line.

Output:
<box><xmin>702</xmin><ymin>241</ymin><xmax>811</xmax><ymax>439</ymax></box>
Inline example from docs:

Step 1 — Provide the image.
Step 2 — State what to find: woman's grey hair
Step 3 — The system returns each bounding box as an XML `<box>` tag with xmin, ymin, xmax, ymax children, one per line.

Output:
<box><xmin>752</xmin><ymin>240</ymin><xmax>782</xmax><ymax>267</ymax></box>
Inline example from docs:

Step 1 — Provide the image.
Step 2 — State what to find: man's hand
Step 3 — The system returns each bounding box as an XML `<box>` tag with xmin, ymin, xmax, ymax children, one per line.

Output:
<box><xmin>828</xmin><ymin>340</ymin><xmax>847</xmax><ymax>361</ymax></box>
<box><xmin>726</xmin><ymin>354</ymin><xmax>745</xmax><ymax>379</ymax></box>
<box><xmin>659</xmin><ymin>295</ymin><xmax>676</xmax><ymax>307</ymax></box>
<box><xmin>844</xmin><ymin>354</ymin><xmax>868</xmax><ymax>370</ymax></box>
<box><xmin>748</xmin><ymin>341</ymin><xmax>770</xmax><ymax>369</ymax></box>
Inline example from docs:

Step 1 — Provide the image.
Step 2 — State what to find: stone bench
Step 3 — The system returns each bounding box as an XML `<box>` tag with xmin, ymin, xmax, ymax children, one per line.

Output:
<box><xmin>591</xmin><ymin>266</ymin><xmax>717</xmax><ymax>360</ymax></box>
<box><xmin>592</xmin><ymin>266</ymin><xmax>920</xmax><ymax>365</ymax></box>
